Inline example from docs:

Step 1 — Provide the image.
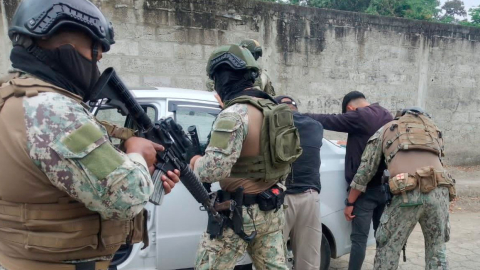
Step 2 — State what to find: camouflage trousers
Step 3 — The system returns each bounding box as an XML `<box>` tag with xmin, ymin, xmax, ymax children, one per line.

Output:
<box><xmin>374</xmin><ymin>187</ymin><xmax>450</xmax><ymax>270</ymax></box>
<box><xmin>195</xmin><ymin>204</ymin><xmax>288</xmax><ymax>270</ymax></box>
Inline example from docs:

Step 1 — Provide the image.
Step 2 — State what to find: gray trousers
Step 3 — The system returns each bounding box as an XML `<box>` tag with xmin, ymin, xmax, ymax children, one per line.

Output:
<box><xmin>283</xmin><ymin>190</ymin><xmax>322</xmax><ymax>270</ymax></box>
<box><xmin>349</xmin><ymin>185</ymin><xmax>387</xmax><ymax>270</ymax></box>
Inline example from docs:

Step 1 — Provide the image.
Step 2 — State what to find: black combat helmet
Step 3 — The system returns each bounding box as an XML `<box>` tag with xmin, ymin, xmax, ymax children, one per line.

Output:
<box><xmin>8</xmin><ymin>0</ymin><xmax>115</xmax><ymax>52</ymax></box>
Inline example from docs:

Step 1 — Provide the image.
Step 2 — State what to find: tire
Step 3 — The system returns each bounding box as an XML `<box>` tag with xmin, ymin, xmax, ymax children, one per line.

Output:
<box><xmin>320</xmin><ymin>233</ymin><xmax>331</xmax><ymax>270</ymax></box>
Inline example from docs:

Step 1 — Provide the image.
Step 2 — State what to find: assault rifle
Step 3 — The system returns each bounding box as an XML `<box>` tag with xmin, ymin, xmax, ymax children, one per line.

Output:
<box><xmin>90</xmin><ymin>67</ymin><xmax>222</xmax><ymax>222</ymax></box>
<box><xmin>188</xmin><ymin>126</ymin><xmax>213</xmax><ymax>193</ymax></box>
<box><xmin>188</xmin><ymin>126</ymin><xmax>202</xmax><ymax>156</ymax></box>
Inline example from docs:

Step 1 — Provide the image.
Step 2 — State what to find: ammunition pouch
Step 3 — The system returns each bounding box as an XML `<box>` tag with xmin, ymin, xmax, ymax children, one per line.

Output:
<box><xmin>416</xmin><ymin>166</ymin><xmax>437</xmax><ymax>194</ymax></box>
<box><xmin>254</xmin><ymin>186</ymin><xmax>285</xmax><ymax>212</ymax></box>
<box><xmin>389</xmin><ymin>166</ymin><xmax>456</xmax><ymax>203</ymax></box>
<box><xmin>435</xmin><ymin>170</ymin><xmax>457</xmax><ymax>202</ymax></box>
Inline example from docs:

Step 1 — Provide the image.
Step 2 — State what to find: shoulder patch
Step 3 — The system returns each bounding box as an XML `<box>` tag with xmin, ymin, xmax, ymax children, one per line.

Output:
<box><xmin>213</xmin><ymin>116</ymin><xmax>238</xmax><ymax>132</ymax></box>
<box><xmin>51</xmin><ymin>121</ymin><xmax>125</xmax><ymax>182</ymax></box>
<box><xmin>63</xmin><ymin>122</ymin><xmax>104</xmax><ymax>153</ymax></box>
<box><xmin>209</xmin><ymin>115</ymin><xmax>241</xmax><ymax>151</ymax></box>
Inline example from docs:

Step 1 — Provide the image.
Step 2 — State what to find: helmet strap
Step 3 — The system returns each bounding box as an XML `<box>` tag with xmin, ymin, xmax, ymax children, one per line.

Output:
<box><xmin>12</xmin><ymin>34</ymin><xmax>49</xmax><ymax>63</ymax></box>
<box><xmin>87</xmin><ymin>42</ymin><xmax>99</xmax><ymax>94</ymax></box>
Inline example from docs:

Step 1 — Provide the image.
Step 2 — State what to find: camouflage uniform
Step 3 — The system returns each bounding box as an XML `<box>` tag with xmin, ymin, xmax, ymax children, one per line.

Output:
<box><xmin>351</xmin><ymin>127</ymin><xmax>450</xmax><ymax>270</ymax></box>
<box><xmin>0</xmin><ymin>76</ymin><xmax>153</xmax><ymax>269</ymax></box>
<box><xmin>206</xmin><ymin>68</ymin><xmax>275</xmax><ymax>97</ymax></box>
<box><xmin>193</xmin><ymin>103</ymin><xmax>288</xmax><ymax>270</ymax></box>
<box><xmin>23</xmin><ymin>91</ymin><xmax>153</xmax><ymax>220</ymax></box>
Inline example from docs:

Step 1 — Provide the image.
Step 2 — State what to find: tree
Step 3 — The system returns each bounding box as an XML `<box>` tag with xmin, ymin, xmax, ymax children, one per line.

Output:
<box><xmin>310</xmin><ymin>0</ymin><xmax>372</xmax><ymax>12</ymax></box>
<box><xmin>438</xmin><ymin>0</ymin><xmax>467</xmax><ymax>24</ymax></box>
<box><xmin>441</xmin><ymin>0</ymin><xmax>467</xmax><ymax>17</ymax></box>
<box><xmin>258</xmin><ymin>0</ymin><xmax>443</xmax><ymax>21</ymax></box>
<box><xmin>470</xmin><ymin>5</ymin><xmax>480</xmax><ymax>25</ymax></box>
<box><xmin>366</xmin><ymin>0</ymin><xmax>440</xmax><ymax>20</ymax></box>
<box><xmin>458</xmin><ymin>5</ymin><xmax>480</xmax><ymax>27</ymax></box>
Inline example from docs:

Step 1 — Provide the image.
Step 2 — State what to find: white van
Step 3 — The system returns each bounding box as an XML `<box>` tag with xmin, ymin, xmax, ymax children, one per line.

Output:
<box><xmin>94</xmin><ymin>87</ymin><xmax>376</xmax><ymax>270</ymax></box>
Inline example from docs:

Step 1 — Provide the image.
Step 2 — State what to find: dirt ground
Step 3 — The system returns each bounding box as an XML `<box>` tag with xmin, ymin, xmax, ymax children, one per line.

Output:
<box><xmin>330</xmin><ymin>165</ymin><xmax>480</xmax><ymax>270</ymax></box>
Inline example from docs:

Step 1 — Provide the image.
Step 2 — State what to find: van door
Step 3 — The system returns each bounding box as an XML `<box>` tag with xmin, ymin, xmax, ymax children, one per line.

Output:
<box><xmin>92</xmin><ymin>100</ymin><xmax>162</xmax><ymax>269</ymax></box>
<box><xmin>155</xmin><ymin>100</ymin><xmax>221</xmax><ymax>270</ymax></box>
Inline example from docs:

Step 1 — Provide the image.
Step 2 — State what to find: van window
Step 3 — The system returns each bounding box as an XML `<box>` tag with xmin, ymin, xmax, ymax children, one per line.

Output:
<box><xmin>175</xmin><ymin>108</ymin><xmax>217</xmax><ymax>143</ymax></box>
<box><xmin>169</xmin><ymin>102</ymin><xmax>221</xmax><ymax>156</ymax></box>
<box><xmin>94</xmin><ymin>105</ymin><xmax>157</xmax><ymax>145</ymax></box>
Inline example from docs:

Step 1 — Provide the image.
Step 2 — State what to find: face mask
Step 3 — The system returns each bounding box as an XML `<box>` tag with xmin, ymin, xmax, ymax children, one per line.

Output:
<box><xmin>46</xmin><ymin>44</ymin><xmax>100</xmax><ymax>99</ymax></box>
<box><xmin>213</xmin><ymin>68</ymin><xmax>255</xmax><ymax>102</ymax></box>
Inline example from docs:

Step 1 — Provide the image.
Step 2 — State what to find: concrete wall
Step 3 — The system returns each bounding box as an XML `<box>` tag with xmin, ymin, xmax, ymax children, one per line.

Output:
<box><xmin>1</xmin><ymin>0</ymin><xmax>479</xmax><ymax>165</ymax></box>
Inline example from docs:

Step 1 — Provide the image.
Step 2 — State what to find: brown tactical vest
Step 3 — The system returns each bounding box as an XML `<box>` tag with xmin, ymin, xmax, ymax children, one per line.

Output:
<box><xmin>0</xmin><ymin>74</ymin><xmax>147</xmax><ymax>269</ymax></box>
<box><xmin>382</xmin><ymin>112</ymin><xmax>445</xmax><ymax>177</ymax></box>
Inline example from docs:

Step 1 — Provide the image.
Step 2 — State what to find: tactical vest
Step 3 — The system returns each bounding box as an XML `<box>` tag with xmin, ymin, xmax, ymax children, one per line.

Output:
<box><xmin>382</xmin><ymin>112</ymin><xmax>455</xmax><ymax>201</ymax></box>
<box><xmin>224</xmin><ymin>97</ymin><xmax>302</xmax><ymax>182</ymax></box>
<box><xmin>382</xmin><ymin>112</ymin><xmax>444</xmax><ymax>165</ymax></box>
<box><xmin>0</xmin><ymin>74</ymin><xmax>147</xmax><ymax>269</ymax></box>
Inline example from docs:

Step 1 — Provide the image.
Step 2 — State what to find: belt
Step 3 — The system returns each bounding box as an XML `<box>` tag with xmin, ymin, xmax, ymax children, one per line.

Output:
<box><xmin>243</xmin><ymin>194</ymin><xmax>258</xmax><ymax>206</ymax></box>
<box><xmin>0</xmin><ymin>255</ymin><xmax>110</xmax><ymax>270</ymax></box>
<box><xmin>73</xmin><ymin>261</ymin><xmax>110</xmax><ymax>270</ymax></box>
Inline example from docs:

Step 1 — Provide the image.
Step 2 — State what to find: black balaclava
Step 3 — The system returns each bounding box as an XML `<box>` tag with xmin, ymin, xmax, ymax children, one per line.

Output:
<box><xmin>10</xmin><ymin>42</ymin><xmax>100</xmax><ymax>101</ymax></box>
<box><xmin>213</xmin><ymin>66</ymin><xmax>255</xmax><ymax>102</ymax></box>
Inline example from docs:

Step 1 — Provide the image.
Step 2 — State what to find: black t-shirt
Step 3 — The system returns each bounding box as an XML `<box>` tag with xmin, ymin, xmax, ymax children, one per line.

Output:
<box><xmin>286</xmin><ymin>112</ymin><xmax>323</xmax><ymax>194</ymax></box>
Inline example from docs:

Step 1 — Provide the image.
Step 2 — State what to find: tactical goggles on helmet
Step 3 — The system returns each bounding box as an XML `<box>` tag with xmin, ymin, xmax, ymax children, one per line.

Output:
<box><xmin>280</xmin><ymin>100</ymin><xmax>297</xmax><ymax>107</ymax></box>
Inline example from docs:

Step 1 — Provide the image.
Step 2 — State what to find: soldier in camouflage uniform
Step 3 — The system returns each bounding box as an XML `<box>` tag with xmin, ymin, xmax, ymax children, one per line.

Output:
<box><xmin>0</xmin><ymin>1</ymin><xmax>179</xmax><ymax>270</ymax></box>
<box><xmin>346</xmin><ymin>107</ymin><xmax>456</xmax><ymax>270</ymax></box>
<box><xmin>191</xmin><ymin>44</ymin><xmax>300</xmax><ymax>270</ymax></box>
<box><xmin>206</xmin><ymin>39</ymin><xmax>275</xmax><ymax>96</ymax></box>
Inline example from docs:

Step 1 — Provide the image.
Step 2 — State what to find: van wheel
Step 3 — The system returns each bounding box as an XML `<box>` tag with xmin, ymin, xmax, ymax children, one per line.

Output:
<box><xmin>320</xmin><ymin>233</ymin><xmax>331</xmax><ymax>270</ymax></box>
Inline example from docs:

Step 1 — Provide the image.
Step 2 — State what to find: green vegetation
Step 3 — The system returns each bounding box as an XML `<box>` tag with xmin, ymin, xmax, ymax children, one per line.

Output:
<box><xmin>259</xmin><ymin>0</ymin><xmax>480</xmax><ymax>27</ymax></box>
